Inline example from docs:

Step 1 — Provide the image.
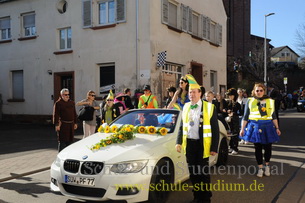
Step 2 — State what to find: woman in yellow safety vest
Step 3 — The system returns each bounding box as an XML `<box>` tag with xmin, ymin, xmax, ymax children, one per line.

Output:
<box><xmin>240</xmin><ymin>83</ymin><xmax>281</xmax><ymax>178</ymax></box>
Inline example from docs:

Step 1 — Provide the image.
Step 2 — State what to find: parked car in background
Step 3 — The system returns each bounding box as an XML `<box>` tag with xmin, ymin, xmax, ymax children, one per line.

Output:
<box><xmin>50</xmin><ymin>109</ymin><xmax>229</xmax><ymax>202</ymax></box>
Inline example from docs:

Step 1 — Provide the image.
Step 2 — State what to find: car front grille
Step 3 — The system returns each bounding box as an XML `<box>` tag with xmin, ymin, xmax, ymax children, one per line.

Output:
<box><xmin>62</xmin><ymin>184</ymin><xmax>106</xmax><ymax>198</ymax></box>
<box><xmin>64</xmin><ymin>160</ymin><xmax>80</xmax><ymax>173</ymax></box>
<box><xmin>80</xmin><ymin>161</ymin><xmax>104</xmax><ymax>175</ymax></box>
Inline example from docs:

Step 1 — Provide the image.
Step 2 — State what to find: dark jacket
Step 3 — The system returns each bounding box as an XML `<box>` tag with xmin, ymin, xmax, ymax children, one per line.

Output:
<box><xmin>101</xmin><ymin>105</ymin><xmax>120</xmax><ymax>124</ymax></box>
<box><xmin>176</xmin><ymin>102</ymin><xmax>220</xmax><ymax>153</ymax></box>
<box><xmin>53</xmin><ymin>98</ymin><xmax>77</xmax><ymax>142</ymax></box>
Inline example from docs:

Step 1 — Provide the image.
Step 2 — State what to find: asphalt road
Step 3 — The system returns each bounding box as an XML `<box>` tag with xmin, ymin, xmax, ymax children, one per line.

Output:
<box><xmin>0</xmin><ymin>109</ymin><xmax>304</xmax><ymax>203</ymax></box>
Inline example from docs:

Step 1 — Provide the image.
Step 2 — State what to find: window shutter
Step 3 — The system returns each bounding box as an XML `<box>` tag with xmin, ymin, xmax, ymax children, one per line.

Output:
<box><xmin>217</xmin><ymin>24</ymin><xmax>222</xmax><ymax>46</ymax></box>
<box><xmin>23</xmin><ymin>14</ymin><xmax>35</xmax><ymax>28</ymax></box>
<box><xmin>201</xmin><ymin>15</ymin><xmax>207</xmax><ymax>39</ymax></box>
<box><xmin>187</xmin><ymin>7</ymin><xmax>192</xmax><ymax>34</ymax></box>
<box><xmin>82</xmin><ymin>0</ymin><xmax>92</xmax><ymax>27</ymax></box>
<box><xmin>162</xmin><ymin>0</ymin><xmax>169</xmax><ymax>24</ymax></box>
<box><xmin>206</xmin><ymin>17</ymin><xmax>211</xmax><ymax>41</ymax></box>
<box><xmin>0</xmin><ymin>18</ymin><xmax>10</xmax><ymax>29</ymax></box>
<box><xmin>116</xmin><ymin>0</ymin><xmax>125</xmax><ymax>22</ymax></box>
<box><xmin>181</xmin><ymin>4</ymin><xmax>187</xmax><ymax>32</ymax></box>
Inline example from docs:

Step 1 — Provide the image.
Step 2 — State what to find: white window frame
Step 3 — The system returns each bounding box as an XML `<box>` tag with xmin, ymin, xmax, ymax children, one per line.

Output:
<box><xmin>21</xmin><ymin>12</ymin><xmax>36</xmax><ymax>37</ymax></box>
<box><xmin>11</xmin><ymin>70</ymin><xmax>24</xmax><ymax>100</ymax></box>
<box><xmin>98</xmin><ymin>0</ymin><xmax>115</xmax><ymax>25</ymax></box>
<box><xmin>210</xmin><ymin>70</ymin><xmax>217</xmax><ymax>93</ymax></box>
<box><xmin>59</xmin><ymin>27</ymin><xmax>72</xmax><ymax>50</ymax></box>
<box><xmin>0</xmin><ymin>17</ymin><xmax>11</xmax><ymax>40</ymax></box>
<box><xmin>95</xmin><ymin>0</ymin><xmax>126</xmax><ymax>26</ymax></box>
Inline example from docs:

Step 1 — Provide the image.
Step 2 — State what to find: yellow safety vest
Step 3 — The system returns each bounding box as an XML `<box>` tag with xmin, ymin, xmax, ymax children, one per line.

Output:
<box><xmin>182</xmin><ymin>101</ymin><xmax>214</xmax><ymax>158</ymax></box>
<box><xmin>248</xmin><ymin>97</ymin><xmax>274</xmax><ymax>121</ymax></box>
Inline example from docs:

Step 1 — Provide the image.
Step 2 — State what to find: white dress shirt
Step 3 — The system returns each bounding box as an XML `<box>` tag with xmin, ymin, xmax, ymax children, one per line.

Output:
<box><xmin>187</xmin><ymin>100</ymin><xmax>202</xmax><ymax>140</ymax></box>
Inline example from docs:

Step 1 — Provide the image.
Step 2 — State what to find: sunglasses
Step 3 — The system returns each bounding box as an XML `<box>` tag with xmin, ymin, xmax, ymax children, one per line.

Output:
<box><xmin>107</xmin><ymin>99</ymin><xmax>113</xmax><ymax>101</ymax></box>
<box><xmin>63</xmin><ymin>94</ymin><xmax>69</xmax><ymax>96</ymax></box>
<box><xmin>90</xmin><ymin>95</ymin><xmax>96</xmax><ymax>97</ymax></box>
<box><xmin>256</xmin><ymin>90</ymin><xmax>264</xmax><ymax>93</ymax></box>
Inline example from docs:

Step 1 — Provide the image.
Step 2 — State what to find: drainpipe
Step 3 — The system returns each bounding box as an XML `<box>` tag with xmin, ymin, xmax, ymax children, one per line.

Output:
<box><xmin>135</xmin><ymin>0</ymin><xmax>139</xmax><ymax>89</ymax></box>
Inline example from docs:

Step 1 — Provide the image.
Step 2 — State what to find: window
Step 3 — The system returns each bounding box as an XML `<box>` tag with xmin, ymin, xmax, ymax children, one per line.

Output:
<box><xmin>83</xmin><ymin>0</ymin><xmax>125</xmax><ymax>27</ymax></box>
<box><xmin>22</xmin><ymin>12</ymin><xmax>36</xmax><ymax>37</ymax></box>
<box><xmin>100</xmin><ymin>64</ymin><xmax>115</xmax><ymax>94</ymax></box>
<box><xmin>210</xmin><ymin>70</ymin><xmax>217</xmax><ymax>93</ymax></box>
<box><xmin>168</xmin><ymin>2</ymin><xmax>178</xmax><ymax>27</ymax></box>
<box><xmin>209</xmin><ymin>21</ymin><xmax>222</xmax><ymax>46</ymax></box>
<box><xmin>99</xmin><ymin>0</ymin><xmax>115</xmax><ymax>24</ymax></box>
<box><xmin>12</xmin><ymin>70</ymin><xmax>24</xmax><ymax>100</ymax></box>
<box><xmin>0</xmin><ymin>17</ymin><xmax>11</xmax><ymax>40</ymax></box>
<box><xmin>162</xmin><ymin>62</ymin><xmax>184</xmax><ymax>104</ymax></box>
<box><xmin>162</xmin><ymin>0</ymin><xmax>178</xmax><ymax>29</ymax></box>
<box><xmin>57</xmin><ymin>0</ymin><xmax>68</xmax><ymax>14</ymax></box>
<box><xmin>59</xmin><ymin>27</ymin><xmax>71</xmax><ymax>50</ymax></box>
<box><xmin>192</xmin><ymin>13</ymin><xmax>199</xmax><ymax>36</ymax></box>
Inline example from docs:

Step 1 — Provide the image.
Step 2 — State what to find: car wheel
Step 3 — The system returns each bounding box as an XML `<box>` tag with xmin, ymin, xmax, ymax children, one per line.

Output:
<box><xmin>297</xmin><ymin>106</ymin><xmax>302</xmax><ymax>112</ymax></box>
<box><xmin>148</xmin><ymin>159</ymin><xmax>173</xmax><ymax>203</ymax></box>
<box><xmin>216</xmin><ymin>138</ymin><xmax>228</xmax><ymax>166</ymax></box>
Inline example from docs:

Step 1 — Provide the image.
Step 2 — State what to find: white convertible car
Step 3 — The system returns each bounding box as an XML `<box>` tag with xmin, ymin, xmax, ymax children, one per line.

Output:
<box><xmin>50</xmin><ymin>109</ymin><xmax>229</xmax><ymax>202</ymax></box>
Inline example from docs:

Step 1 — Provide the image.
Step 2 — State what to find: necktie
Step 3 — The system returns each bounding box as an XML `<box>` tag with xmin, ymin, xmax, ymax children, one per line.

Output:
<box><xmin>190</xmin><ymin>104</ymin><xmax>198</xmax><ymax>109</ymax></box>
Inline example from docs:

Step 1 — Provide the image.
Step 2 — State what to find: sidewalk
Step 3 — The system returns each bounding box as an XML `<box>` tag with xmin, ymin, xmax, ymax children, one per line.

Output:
<box><xmin>276</xmin><ymin>163</ymin><xmax>305</xmax><ymax>203</ymax></box>
<box><xmin>0</xmin><ymin>121</ymin><xmax>83</xmax><ymax>183</ymax></box>
<box><xmin>0</xmin><ymin>149</ymin><xmax>57</xmax><ymax>182</ymax></box>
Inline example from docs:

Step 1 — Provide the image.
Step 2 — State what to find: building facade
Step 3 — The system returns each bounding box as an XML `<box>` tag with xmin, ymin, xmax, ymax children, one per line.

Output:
<box><xmin>0</xmin><ymin>0</ymin><xmax>227</xmax><ymax>121</ymax></box>
<box><xmin>271</xmin><ymin>46</ymin><xmax>299</xmax><ymax>65</ymax></box>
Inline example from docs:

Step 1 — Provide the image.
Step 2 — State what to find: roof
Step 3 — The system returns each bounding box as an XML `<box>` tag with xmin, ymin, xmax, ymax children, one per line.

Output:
<box><xmin>271</xmin><ymin>46</ymin><xmax>300</xmax><ymax>57</ymax></box>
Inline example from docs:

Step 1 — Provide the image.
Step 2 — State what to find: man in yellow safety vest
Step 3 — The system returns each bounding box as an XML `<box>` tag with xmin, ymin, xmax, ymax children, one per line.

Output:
<box><xmin>176</xmin><ymin>74</ymin><xmax>219</xmax><ymax>203</ymax></box>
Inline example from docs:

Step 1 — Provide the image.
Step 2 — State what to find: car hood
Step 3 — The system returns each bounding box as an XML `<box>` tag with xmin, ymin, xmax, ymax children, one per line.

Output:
<box><xmin>58</xmin><ymin>132</ymin><xmax>170</xmax><ymax>164</ymax></box>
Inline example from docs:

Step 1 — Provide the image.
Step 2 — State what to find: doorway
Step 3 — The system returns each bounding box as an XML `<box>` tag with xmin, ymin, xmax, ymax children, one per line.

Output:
<box><xmin>54</xmin><ymin>71</ymin><xmax>75</xmax><ymax>102</ymax></box>
<box><xmin>190</xmin><ymin>62</ymin><xmax>203</xmax><ymax>86</ymax></box>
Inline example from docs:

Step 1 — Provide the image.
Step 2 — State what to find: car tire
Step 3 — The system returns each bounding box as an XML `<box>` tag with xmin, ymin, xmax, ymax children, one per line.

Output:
<box><xmin>216</xmin><ymin>137</ymin><xmax>228</xmax><ymax>166</ymax></box>
<box><xmin>297</xmin><ymin>106</ymin><xmax>303</xmax><ymax>112</ymax></box>
<box><xmin>148</xmin><ymin>159</ymin><xmax>173</xmax><ymax>203</ymax></box>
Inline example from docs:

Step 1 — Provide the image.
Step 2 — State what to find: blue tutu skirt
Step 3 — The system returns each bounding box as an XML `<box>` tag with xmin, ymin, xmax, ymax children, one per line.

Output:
<box><xmin>241</xmin><ymin>120</ymin><xmax>279</xmax><ymax>144</ymax></box>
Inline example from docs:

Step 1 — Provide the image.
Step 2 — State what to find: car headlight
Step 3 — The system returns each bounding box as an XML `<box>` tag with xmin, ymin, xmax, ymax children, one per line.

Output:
<box><xmin>110</xmin><ymin>160</ymin><xmax>148</xmax><ymax>173</ymax></box>
<box><xmin>53</xmin><ymin>156</ymin><xmax>61</xmax><ymax>167</ymax></box>
<box><xmin>297</xmin><ymin>102</ymin><xmax>302</xmax><ymax>105</ymax></box>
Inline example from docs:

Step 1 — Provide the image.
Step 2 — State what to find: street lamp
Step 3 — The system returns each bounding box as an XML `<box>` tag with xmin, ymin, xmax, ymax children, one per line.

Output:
<box><xmin>264</xmin><ymin>12</ymin><xmax>275</xmax><ymax>87</ymax></box>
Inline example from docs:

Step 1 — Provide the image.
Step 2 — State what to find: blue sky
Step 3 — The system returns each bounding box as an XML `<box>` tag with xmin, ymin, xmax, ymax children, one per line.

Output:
<box><xmin>251</xmin><ymin>0</ymin><xmax>305</xmax><ymax>57</ymax></box>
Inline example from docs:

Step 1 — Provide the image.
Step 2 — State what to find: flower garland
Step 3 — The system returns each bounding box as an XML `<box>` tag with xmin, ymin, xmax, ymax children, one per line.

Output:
<box><xmin>90</xmin><ymin>124</ymin><xmax>168</xmax><ymax>151</ymax></box>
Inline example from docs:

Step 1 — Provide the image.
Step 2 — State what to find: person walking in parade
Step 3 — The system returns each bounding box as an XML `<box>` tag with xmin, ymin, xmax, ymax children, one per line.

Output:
<box><xmin>53</xmin><ymin>88</ymin><xmax>78</xmax><ymax>152</ymax></box>
<box><xmin>101</xmin><ymin>90</ymin><xmax>120</xmax><ymax>125</ymax></box>
<box><xmin>76</xmin><ymin>90</ymin><xmax>100</xmax><ymax>139</ymax></box>
<box><xmin>138</xmin><ymin>85</ymin><xmax>158</xmax><ymax>109</ymax></box>
<box><xmin>225</xmin><ymin>88</ymin><xmax>241</xmax><ymax>155</ymax></box>
<box><xmin>240</xmin><ymin>83</ymin><xmax>281</xmax><ymax>178</ymax></box>
<box><xmin>176</xmin><ymin>74</ymin><xmax>219</xmax><ymax>203</ymax></box>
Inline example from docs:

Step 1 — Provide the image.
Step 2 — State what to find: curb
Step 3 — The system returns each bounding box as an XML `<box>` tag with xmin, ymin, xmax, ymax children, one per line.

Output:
<box><xmin>0</xmin><ymin>167</ymin><xmax>50</xmax><ymax>183</ymax></box>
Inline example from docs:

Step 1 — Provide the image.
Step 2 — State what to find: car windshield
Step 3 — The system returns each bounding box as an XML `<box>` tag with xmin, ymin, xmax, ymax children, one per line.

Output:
<box><xmin>110</xmin><ymin>109</ymin><xmax>180</xmax><ymax>133</ymax></box>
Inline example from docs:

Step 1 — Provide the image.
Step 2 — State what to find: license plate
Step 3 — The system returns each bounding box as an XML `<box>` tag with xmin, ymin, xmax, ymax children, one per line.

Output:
<box><xmin>64</xmin><ymin>175</ymin><xmax>95</xmax><ymax>186</ymax></box>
